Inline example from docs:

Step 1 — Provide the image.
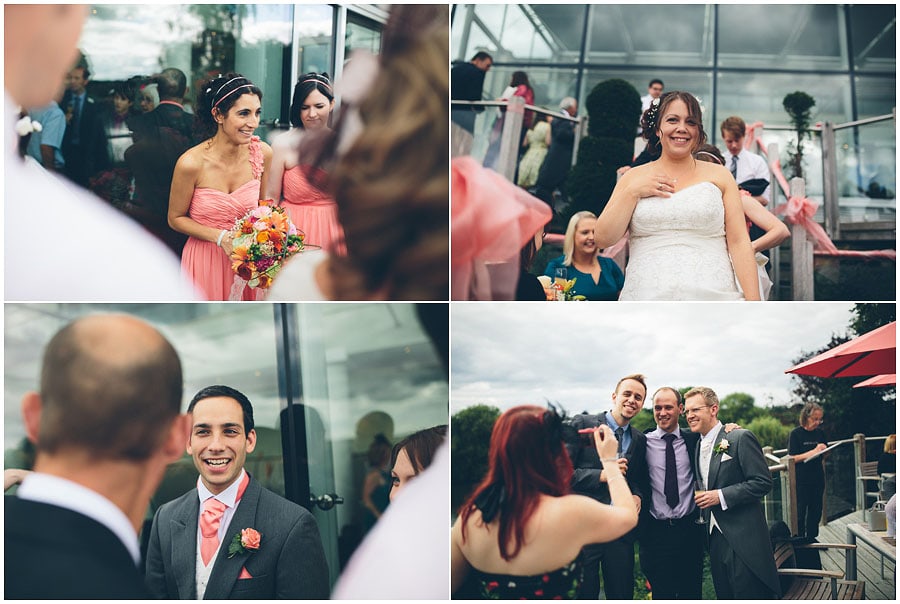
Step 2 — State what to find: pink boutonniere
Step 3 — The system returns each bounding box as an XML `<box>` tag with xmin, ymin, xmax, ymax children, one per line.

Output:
<box><xmin>228</xmin><ymin>527</ymin><xmax>261</xmax><ymax>558</ymax></box>
<box><xmin>713</xmin><ymin>439</ymin><xmax>730</xmax><ymax>455</ymax></box>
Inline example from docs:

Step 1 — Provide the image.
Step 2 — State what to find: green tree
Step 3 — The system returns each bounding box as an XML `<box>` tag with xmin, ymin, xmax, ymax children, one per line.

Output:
<box><xmin>850</xmin><ymin>303</ymin><xmax>896</xmax><ymax>335</ymax></box>
<box><xmin>745</xmin><ymin>416</ymin><xmax>791</xmax><ymax>449</ymax></box>
<box><xmin>451</xmin><ymin>404</ymin><xmax>500</xmax><ymax>512</ymax></box>
<box><xmin>629</xmin><ymin>408</ymin><xmax>656</xmax><ymax>433</ymax></box>
<box><xmin>718</xmin><ymin>392</ymin><xmax>763</xmax><ymax>425</ymax></box>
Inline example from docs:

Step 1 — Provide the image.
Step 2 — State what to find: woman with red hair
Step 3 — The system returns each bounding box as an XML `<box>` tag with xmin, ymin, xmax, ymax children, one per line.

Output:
<box><xmin>451</xmin><ymin>405</ymin><xmax>637</xmax><ymax>599</ymax></box>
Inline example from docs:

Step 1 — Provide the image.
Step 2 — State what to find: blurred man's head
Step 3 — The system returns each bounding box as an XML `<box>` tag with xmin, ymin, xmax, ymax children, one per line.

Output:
<box><xmin>156</xmin><ymin>68</ymin><xmax>187</xmax><ymax>101</ymax></box>
<box><xmin>4</xmin><ymin>5</ymin><xmax>89</xmax><ymax>108</ymax></box>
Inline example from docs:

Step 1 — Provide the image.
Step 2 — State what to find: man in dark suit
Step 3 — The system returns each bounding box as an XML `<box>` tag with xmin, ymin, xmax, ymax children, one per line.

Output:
<box><xmin>4</xmin><ymin>314</ymin><xmax>189</xmax><ymax>599</ymax></box>
<box><xmin>124</xmin><ymin>67</ymin><xmax>195</xmax><ymax>256</ymax></box>
<box><xmin>61</xmin><ymin>64</ymin><xmax>110</xmax><ymax>187</ymax></box>
<box><xmin>567</xmin><ymin>373</ymin><xmax>648</xmax><ymax>599</ymax></box>
<box><xmin>145</xmin><ymin>385</ymin><xmax>330</xmax><ymax>599</ymax></box>
<box><xmin>450</xmin><ymin>51</ymin><xmax>492</xmax><ymax>135</ymax></box>
<box><xmin>638</xmin><ymin>387</ymin><xmax>704</xmax><ymax>599</ymax></box>
<box><xmin>534</xmin><ymin>97</ymin><xmax>578</xmax><ymax>208</ymax></box>
<box><xmin>687</xmin><ymin>386</ymin><xmax>780</xmax><ymax>599</ymax></box>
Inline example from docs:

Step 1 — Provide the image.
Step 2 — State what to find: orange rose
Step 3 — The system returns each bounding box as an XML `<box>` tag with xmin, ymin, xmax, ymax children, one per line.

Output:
<box><xmin>241</xmin><ymin>528</ymin><xmax>261</xmax><ymax>551</ymax></box>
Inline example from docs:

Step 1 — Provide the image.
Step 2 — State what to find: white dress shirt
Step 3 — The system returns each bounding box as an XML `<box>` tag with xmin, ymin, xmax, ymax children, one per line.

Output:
<box><xmin>17</xmin><ymin>472</ymin><xmax>140</xmax><ymax>566</ymax></box>
<box><xmin>722</xmin><ymin>147</ymin><xmax>771</xmax><ymax>203</ymax></box>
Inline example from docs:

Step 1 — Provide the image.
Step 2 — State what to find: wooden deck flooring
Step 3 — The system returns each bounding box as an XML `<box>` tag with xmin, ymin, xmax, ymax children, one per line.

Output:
<box><xmin>817</xmin><ymin>510</ymin><xmax>895</xmax><ymax>600</ymax></box>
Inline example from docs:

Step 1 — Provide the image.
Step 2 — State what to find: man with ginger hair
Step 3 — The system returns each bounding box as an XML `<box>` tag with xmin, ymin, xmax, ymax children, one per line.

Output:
<box><xmin>686</xmin><ymin>386</ymin><xmax>779</xmax><ymax>599</ymax></box>
<box><xmin>566</xmin><ymin>373</ymin><xmax>648</xmax><ymax>599</ymax></box>
<box><xmin>5</xmin><ymin>314</ymin><xmax>190</xmax><ymax>598</ymax></box>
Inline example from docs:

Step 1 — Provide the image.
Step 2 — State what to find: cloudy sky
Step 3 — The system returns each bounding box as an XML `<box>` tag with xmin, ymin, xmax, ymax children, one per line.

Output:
<box><xmin>451</xmin><ymin>302</ymin><xmax>859</xmax><ymax>415</ymax></box>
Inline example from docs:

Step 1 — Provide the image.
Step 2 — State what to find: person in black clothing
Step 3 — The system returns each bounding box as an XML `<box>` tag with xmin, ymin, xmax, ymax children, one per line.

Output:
<box><xmin>61</xmin><ymin>64</ymin><xmax>111</xmax><ymax>188</ymax></box>
<box><xmin>788</xmin><ymin>403</ymin><xmax>828</xmax><ymax>540</ymax></box>
<box><xmin>450</xmin><ymin>51</ymin><xmax>492</xmax><ymax>135</ymax></box>
<box><xmin>124</xmin><ymin>68</ymin><xmax>195</xmax><ymax>256</ymax></box>
<box><xmin>516</xmin><ymin>229</ymin><xmax>547</xmax><ymax>301</ymax></box>
<box><xmin>878</xmin><ymin>434</ymin><xmax>896</xmax><ymax>475</ymax></box>
<box><xmin>534</xmin><ymin>97</ymin><xmax>578</xmax><ymax>209</ymax></box>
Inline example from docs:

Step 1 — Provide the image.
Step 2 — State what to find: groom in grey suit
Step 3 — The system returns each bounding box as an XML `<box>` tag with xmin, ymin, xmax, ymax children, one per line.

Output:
<box><xmin>685</xmin><ymin>386</ymin><xmax>780</xmax><ymax>599</ymax></box>
<box><xmin>145</xmin><ymin>385</ymin><xmax>329</xmax><ymax>599</ymax></box>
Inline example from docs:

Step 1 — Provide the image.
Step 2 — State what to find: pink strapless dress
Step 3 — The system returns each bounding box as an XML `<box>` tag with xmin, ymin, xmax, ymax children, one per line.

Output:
<box><xmin>181</xmin><ymin>137</ymin><xmax>263</xmax><ymax>301</ymax></box>
<box><xmin>282</xmin><ymin>165</ymin><xmax>346</xmax><ymax>255</ymax></box>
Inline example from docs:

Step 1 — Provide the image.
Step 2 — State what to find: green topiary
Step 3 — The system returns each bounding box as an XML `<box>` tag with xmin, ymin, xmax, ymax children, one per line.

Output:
<box><xmin>566</xmin><ymin>79</ymin><xmax>641</xmax><ymax>219</ymax></box>
<box><xmin>782</xmin><ymin>91</ymin><xmax>816</xmax><ymax>180</ymax></box>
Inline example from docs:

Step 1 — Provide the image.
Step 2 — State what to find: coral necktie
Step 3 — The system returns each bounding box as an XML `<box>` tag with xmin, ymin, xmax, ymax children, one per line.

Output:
<box><xmin>200</xmin><ymin>497</ymin><xmax>227</xmax><ymax>566</ymax></box>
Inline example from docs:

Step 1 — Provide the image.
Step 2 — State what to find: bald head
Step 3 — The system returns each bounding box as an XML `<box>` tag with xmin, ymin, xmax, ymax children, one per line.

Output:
<box><xmin>38</xmin><ymin>314</ymin><xmax>183</xmax><ymax>461</ymax></box>
<box><xmin>156</xmin><ymin>67</ymin><xmax>187</xmax><ymax>101</ymax></box>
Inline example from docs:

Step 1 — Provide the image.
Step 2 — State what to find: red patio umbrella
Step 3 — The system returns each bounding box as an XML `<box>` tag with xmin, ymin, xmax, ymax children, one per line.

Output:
<box><xmin>852</xmin><ymin>374</ymin><xmax>896</xmax><ymax>388</ymax></box>
<box><xmin>785</xmin><ymin>322</ymin><xmax>896</xmax><ymax>379</ymax></box>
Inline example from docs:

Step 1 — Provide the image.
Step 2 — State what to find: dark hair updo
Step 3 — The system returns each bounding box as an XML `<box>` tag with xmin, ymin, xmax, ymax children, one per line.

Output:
<box><xmin>289</xmin><ymin>73</ymin><xmax>334</xmax><ymax>128</ymax></box>
<box><xmin>641</xmin><ymin>90</ymin><xmax>707</xmax><ymax>156</ymax></box>
<box><xmin>193</xmin><ymin>72</ymin><xmax>262</xmax><ymax>140</ymax></box>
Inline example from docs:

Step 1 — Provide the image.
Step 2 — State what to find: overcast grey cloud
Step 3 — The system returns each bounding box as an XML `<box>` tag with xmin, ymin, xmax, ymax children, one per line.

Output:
<box><xmin>451</xmin><ymin>303</ymin><xmax>858</xmax><ymax>415</ymax></box>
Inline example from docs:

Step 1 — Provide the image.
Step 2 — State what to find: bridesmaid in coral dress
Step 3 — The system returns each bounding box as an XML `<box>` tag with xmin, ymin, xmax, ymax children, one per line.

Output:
<box><xmin>268</xmin><ymin>73</ymin><xmax>345</xmax><ymax>255</ymax></box>
<box><xmin>168</xmin><ymin>73</ymin><xmax>273</xmax><ymax>300</ymax></box>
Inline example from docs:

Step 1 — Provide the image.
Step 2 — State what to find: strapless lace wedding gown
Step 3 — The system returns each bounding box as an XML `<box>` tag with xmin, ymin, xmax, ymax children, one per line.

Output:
<box><xmin>619</xmin><ymin>181</ymin><xmax>744</xmax><ymax>301</ymax></box>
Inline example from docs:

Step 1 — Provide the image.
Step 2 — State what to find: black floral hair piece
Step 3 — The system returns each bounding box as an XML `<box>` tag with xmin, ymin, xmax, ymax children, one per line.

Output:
<box><xmin>473</xmin><ymin>480</ymin><xmax>506</xmax><ymax>523</ymax></box>
<box><xmin>644</xmin><ymin>96</ymin><xmax>661</xmax><ymax>133</ymax></box>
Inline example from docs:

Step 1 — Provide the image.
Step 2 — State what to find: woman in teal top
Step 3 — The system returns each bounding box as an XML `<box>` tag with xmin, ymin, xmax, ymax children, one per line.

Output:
<box><xmin>544</xmin><ymin>211</ymin><xmax>624</xmax><ymax>301</ymax></box>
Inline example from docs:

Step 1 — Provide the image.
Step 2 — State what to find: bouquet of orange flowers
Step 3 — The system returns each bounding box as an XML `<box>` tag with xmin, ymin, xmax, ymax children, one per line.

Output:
<box><xmin>230</xmin><ymin>200</ymin><xmax>305</xmax><ymax>290</ymax></box>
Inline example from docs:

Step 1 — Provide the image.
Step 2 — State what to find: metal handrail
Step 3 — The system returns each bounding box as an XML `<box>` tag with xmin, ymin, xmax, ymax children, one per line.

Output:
<box><xmin>450</xmin><ymin>99</ymin><xmax>582</xmax><ymax>123</ymax></box>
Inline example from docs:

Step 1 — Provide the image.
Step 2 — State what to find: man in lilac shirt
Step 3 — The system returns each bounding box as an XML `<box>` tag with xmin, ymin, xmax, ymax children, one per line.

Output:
<box><xmin>638</xmin><ymin>387</ymin><xmax>704</xmax><ymax>599</ymax></box>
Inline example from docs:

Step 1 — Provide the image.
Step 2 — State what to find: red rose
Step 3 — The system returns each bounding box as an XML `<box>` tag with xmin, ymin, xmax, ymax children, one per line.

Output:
<box><xmin>486</xmin><ymin>581</ymin><xmax>498</xmax><ymax>591</ymax></box>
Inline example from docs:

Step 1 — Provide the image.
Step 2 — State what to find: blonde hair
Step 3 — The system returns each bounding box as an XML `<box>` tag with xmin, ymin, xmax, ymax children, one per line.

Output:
<box><xmin>327</xmin><ymin>7</ymin><xmax>448</xmax><ymax>300</ymax></box>
<box><xmin>684</xmin><ymin>386</ymin><xmax>719</xmax><ymax>408</ymax></box>
<box><xmin>562</xmin><ymin>210</ymin><xmax>597</xmax><ymax>266</ymax></box>
<box><xmin>885</xmin><ymin>434</ymin><xmax>896</xmax><ymax>454</ymax></box>
<box><xmin>616</xmin><ymin>373</ymin><xmax>647</xmax><ymax>397</ymax></box>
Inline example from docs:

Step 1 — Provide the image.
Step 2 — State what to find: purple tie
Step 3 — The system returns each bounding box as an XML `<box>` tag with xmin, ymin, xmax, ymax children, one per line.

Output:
<box><xmin>662</xmin><ymin>433</ymin><xmax>679</xmax><ymax>508</ymax></box>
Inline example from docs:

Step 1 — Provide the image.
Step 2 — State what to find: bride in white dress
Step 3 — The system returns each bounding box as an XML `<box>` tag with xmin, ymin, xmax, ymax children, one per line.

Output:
<box><xmin>595</xmin><ymin>91</ymin><xmax>760</xmax><ymax>301</ymax></box>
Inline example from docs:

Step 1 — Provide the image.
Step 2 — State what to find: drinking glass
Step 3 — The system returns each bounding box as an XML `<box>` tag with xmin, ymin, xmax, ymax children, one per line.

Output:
<box><xmin>694</xmin><ymin>478</ymin><xmax>707</xmax><ymax>525</ymax></box>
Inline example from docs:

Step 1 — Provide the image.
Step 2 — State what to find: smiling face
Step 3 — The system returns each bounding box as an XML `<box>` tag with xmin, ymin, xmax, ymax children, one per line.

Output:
<box><xmin>653</xmin><ymin>388</ymin><xmax>682</xmax><ymax>433</ymax></box>
<box><xmin>390</xmin><ymin>447</ymin><xmax>416</xmax><ymax>502</ymax></box>
<box><xmin>573</xmin><ymin>217</ymin><xmax>597</xmax><ymax>258</ymax></box>
<box><xmin>657</xmin><ymin>99</ymin><xmax>700</xmax><ymax>157</ymax></box>
<box><xmin>612</xmin><ymin>378</ymin><xmax>646</xmax><ymax>423</ymax></box>
<box><xmin>299</xmin><ymin>89</ymin><xmax>334</xmax><ymax>130</ymax></box>
<box><xmin>685</xmin><ymin>393</ymin><xmax>718</xmax><ymax>436</ymax></box>
<box><xmin>187</xmin><ymin>396</ymin><xmax>256</xmax><ymax>495</ymax></box>
<box><xmin>216</xmin><ymin>92</ymin><xmax>261</xmax><ymax>145</ymax></box>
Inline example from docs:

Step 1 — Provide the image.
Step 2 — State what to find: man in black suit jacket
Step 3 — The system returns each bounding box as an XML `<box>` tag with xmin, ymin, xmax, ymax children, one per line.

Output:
<box><xmin>450</xmin><ymin>51</ymin><xmax>492</xmax><ymax>135</ymax></box>
<box><xmin>61</xmin><ymin>64</ymin><xmax>110</xmax><ymax>187</ymax></box>
<box><xmin>638</xmin><ymin>387</ymin><xmax>704</xmax><ymax>599</ymax></box>
<box><xmin>687</xmin><ymin>386</ymin><xmax>780</xmax><ymax>599</ymax></box>
<box><xmin>124</xmin><ymin>67</ymin><xmax>195</xmax><ymax>256</ymax></box>
<box><xmin>4</xmin><ymin>314</ymin><xmax>189</xmax><ymax>599</ymax></box>
<box><xmin>566</xmin><ymin>373</ymin><xmax>649</xmax><ymax>599</ymax></box>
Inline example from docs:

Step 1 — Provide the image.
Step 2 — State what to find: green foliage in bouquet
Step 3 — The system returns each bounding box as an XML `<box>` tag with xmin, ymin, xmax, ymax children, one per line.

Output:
<box><xmin>782</xmin><ymin>91</ymin><xmax>816</xmax><ymax>180</ymax></box>
<box><xmin>567</xmin><ymin>79</ymin><xmax>641</xmax><ymax>220</ymax></box>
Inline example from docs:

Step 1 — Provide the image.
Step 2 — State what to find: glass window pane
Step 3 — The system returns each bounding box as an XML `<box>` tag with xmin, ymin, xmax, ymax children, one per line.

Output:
<box><xmin>294</xmin><ymin>5</ymin><xmax>334</xmax><ymax>75</ymax></box>
<box><xmin>459</xmin><ymin>4</ymin><xmax>582</xmax><ymax>63</ymax></box>
<box><xmin>849</xmin><ymin>5</ymin><xmax>896</xmax><ymax>73</ymax></box>
<box><xmin>855</xmin><ymin>75</ymin><xmax>896</xmax><ymax>119</ymax></box>
<box><xmin>587</xmin><ymin>5</ymin><xmax>713</xmax><ymax>68</ymax></box>
<box><xmin>836</xmin><ymin>123</ymin><xmax>896</xmax><ymax>223</ymax></box>
<box><xmin>718</xmin><ymin>5</ymin><xmax>846</xmax><ymax>70</ymax></box>
<box><xmin>346</xmin><ymin>12</ymin><xmax>383</xmax><ymax>56</ymax></box>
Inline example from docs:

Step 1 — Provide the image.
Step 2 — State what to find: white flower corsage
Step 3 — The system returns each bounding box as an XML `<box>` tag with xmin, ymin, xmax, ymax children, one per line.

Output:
<box><xmin>713</xmin><ymin>438</ymin><xmax>730</xmax><ymax>455</ymax></box>
<box><xmin>15</xmin><ymin>115</ymin><xmax>42</xmax><ymax>136</ymax></box>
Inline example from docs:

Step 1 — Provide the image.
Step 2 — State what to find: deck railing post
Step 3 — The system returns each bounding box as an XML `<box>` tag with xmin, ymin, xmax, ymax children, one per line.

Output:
<box><xmin>790</xmin><ymin>177</ymin><xmax>815</xmax><ymax>301</ymax></box>
<box><xmin>854</xmin><ymin>433</ymin><xmax>866</xmax><ymax>513</ymax></box>
<box><xmin>497</xmin><ymin>96</ymin><xmax>525</xmax><ymax>182</ymax></box>
<box><xmin>785</xmin><ymin>454</ymin><xmax>799</xmax><ymax>536</ymax></box>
